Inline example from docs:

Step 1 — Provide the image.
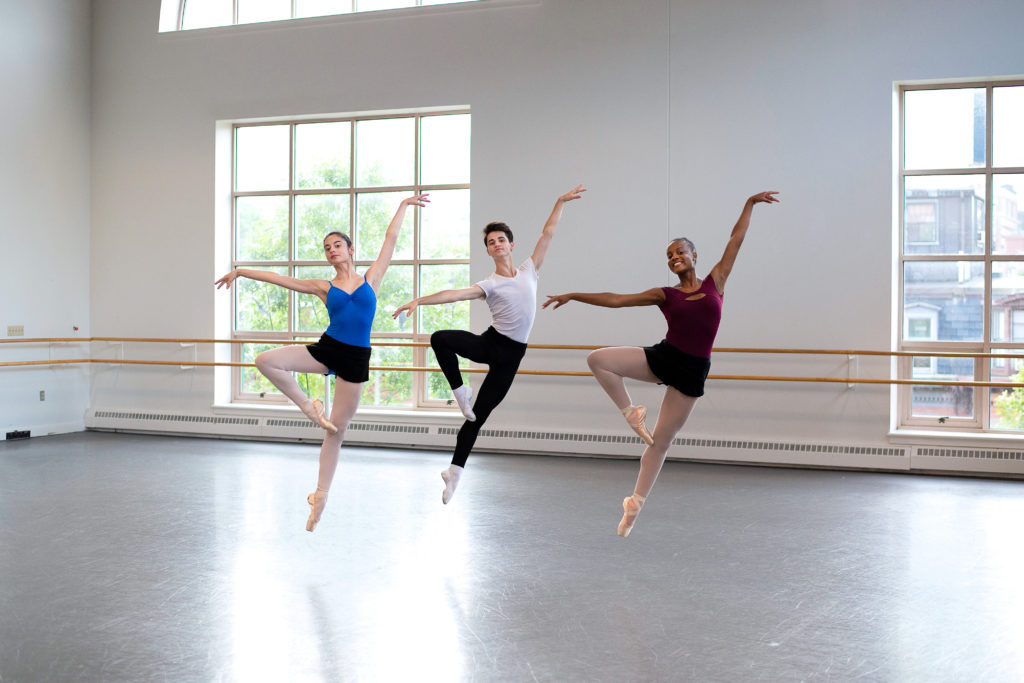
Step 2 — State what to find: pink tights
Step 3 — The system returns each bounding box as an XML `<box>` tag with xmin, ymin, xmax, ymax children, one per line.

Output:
<box><xmin>587</xmin><ymin>347</ymin><xmax>698</xmax><ymax>498</ymax></box>
<box><xmin>255</xmin><ymin>345</ymin><xmax>363</xmax><ymax>491</ymax></box>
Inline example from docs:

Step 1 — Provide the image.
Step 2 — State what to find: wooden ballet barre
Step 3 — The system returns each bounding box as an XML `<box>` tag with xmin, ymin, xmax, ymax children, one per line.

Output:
<box><xmin>0</xmin><ymin>337</ymin><xmax>87</xmax><ymax>344</ymax></box>
<box><xmin>0</xmin><ymin>359</ymin><xmax>90</xmax><ymax>367</ymax></box>
<box><xmin>4</xmin><ymin>357</ymin><xmax>1024</xmax><ymax>387</ymax></box>
<box><xmin>89</xmin><ymin>338</ymin><xmax>1024</xmax><ymax>358</ymax></box>
<box><xmin>8</xmin><ymin>336</ymin><xmax>1024</xmax><ymax>361</ymax></box>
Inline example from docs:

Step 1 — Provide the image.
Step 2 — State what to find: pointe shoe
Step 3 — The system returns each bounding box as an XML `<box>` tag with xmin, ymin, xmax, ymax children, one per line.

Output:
<box><xmin>310</xmin><ymin>399</ymin><xmax>338</xmax><ymax>435</ymax></box>
<box><xmin>306</xmin><ymin>489</ymin><xmax>328</xmax><ymax>532</ymax></box>
<box><xmin>624</xmin><ymin>405</ymin><xmax>654</xmax><ymax>446</ymax></box>
<box><xmin>617</xmin><ymin>495</ymin><xmax>644</xmax><ymax>538</ymax></box>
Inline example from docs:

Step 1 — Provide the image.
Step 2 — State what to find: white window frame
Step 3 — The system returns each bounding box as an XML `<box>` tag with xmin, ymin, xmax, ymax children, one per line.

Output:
<box><xmin>162</xmin><ymin>0</ymin><xmax>487</xmax><ymax>31</ymax></box>
<box><xmin>897</xmin><ymin>79</ymin><xmax>1024</xmax><ymax>432</ymax></box>
<box><xmin>229</xmin><ymin>109</ymin><xmax>471</xmax><ymax>410</ymax></box>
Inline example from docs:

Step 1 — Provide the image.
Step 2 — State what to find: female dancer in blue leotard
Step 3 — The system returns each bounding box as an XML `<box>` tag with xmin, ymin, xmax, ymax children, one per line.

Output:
<box><xmin>216</xmin><ymin>194</ymin><xmax>429</xmax><ymax>531</ymax></box>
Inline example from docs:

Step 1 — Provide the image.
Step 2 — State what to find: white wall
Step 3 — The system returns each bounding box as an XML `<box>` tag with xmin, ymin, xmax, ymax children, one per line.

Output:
<box><xmin>667</xmin><ymin>0</ymin><xmax>1024</xmax><ymax>446</ymax></box>
<box><xmin>0</xmin><ymin>0</ymin><xmax>91</xmax><ymax>437</ymax></box>
<box><xmin>86</xmin><ymin>0</ymin><xmax>1024</xmax><ymax>465</ymax></box>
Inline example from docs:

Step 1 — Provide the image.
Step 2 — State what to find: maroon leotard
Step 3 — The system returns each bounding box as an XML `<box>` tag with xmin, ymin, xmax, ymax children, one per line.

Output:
<box><xmin>658</xmin><ymin>278</ymin><xmax>723</xmax><ymax>359</ymax></box>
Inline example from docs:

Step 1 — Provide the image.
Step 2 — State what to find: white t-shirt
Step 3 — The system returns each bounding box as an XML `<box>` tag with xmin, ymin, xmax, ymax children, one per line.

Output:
<box><xmin>475</xmin><ymin>258</ymin><xmax>539</xmax><ymax>344</ymax></box>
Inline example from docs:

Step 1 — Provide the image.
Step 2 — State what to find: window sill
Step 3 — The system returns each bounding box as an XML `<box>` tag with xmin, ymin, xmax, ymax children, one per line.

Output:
<box><xmin>889</xmin><ymin>429</ymin><xmax>1024</xmax><ymax>449</ymax></box>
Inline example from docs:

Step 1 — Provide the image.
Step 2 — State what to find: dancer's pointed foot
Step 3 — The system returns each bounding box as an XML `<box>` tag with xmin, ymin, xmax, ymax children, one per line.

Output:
<box><xmin>623</xmin><ymin>405</ymin><xmax>654</xmax><ymax>446</ymax></box>
<box><xmin>309</xmin><ymin>399</ymin><xmax>338</xmax><ymax>434</ymax></box>
<box><xmin>452</xmin><ymin>385</ymin><xmax>476</xmax><ymax>422</ymax></box>
<box><xmin>441</xmin><ymin>464</ymin><xmax>464</xmax><ymax>504</ymax></box>
<box><xmin>306</xmin><ymin>488</ymin><xmax>329</xmax><ymax>532</ymax></box>
<box><xmin>617</xmin><ymin>493</ymin><xmax>645</xmax><ymax>538</ymax></box>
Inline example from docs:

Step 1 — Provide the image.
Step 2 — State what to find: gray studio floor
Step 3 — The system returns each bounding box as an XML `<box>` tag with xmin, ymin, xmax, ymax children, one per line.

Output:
<box><xmin>1</xmin><ymin>432</ymin><xmax>1023</xmax><ymax>682</ymax></box>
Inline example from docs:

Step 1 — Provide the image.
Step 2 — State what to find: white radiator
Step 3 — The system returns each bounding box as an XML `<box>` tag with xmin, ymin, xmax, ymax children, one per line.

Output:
<box><xmin>84</xmin><ymin>408</ymin><xmax>926</xmax><ymax>471</ymax></box>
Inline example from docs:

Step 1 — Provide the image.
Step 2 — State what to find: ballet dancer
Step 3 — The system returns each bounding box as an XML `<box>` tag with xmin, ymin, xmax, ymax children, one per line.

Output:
<box><xmin>215</xmin><ymin>193</ymin><xmax>429</xmax><ymax>531</ymax></box>
<box><xmin>543</xmin><ymin>191</ymin><xmax>779</xmax><ymax>536</ymax></box>
<box><xmin>393</xmin><ymin>185</ymin><xmax>585</xmax><ymax>504</ymax></box>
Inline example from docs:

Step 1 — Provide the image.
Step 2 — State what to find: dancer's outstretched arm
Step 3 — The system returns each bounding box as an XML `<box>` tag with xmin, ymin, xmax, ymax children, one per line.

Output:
<box><xmin>707</xmin><ymin>190</ymin><xmax>779</xmax><ymax>293</ymax></box>
<box><xmin>530</xmin><ymin>185</ymin><xmax>586</xmax><ymax>271</ymax></box>
<box><xmin>215</xmin><ymin>269</ymin><xmax>327</xmax><ymax>299</ymax></box>
<box><xmin>365</xmin><ymin>194</ymin><xmax>430</xmax><ymax>291</ymax></box>
<box><xmin>543</xmin><ymin>288</ymin><xmax>665</xmax><ymax>310</ymax></box>
<box><xmin>393</xmin><ymin>285</ymin><xmax>485</xmax><ymax>320</ymax></box>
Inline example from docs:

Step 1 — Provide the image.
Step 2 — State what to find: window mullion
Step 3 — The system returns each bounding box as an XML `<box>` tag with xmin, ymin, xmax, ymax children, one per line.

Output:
<box><xmin>289</xmin><ymin>123</ymin><xmax>296</xmax><ymax>336</ymax></box>
<box><xmin>980</xmin><ymin>85</ymin><xmax>994</xmax><ymax>428</ymax></box>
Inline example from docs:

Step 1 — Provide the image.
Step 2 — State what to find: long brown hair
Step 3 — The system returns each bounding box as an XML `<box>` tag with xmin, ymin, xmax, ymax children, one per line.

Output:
<box><xmin>323</xmin><ymin>231</ymin><xmax>353</xmax><ymax>248</ymax></box>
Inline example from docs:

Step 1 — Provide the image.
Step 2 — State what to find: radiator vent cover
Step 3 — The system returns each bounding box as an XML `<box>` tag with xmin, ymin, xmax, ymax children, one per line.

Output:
<box><xmin>436</xmin><ymin>427</ymin><xmax>905</xmax><ymax>456</ymax></box>
<box><xmin>918</xmin><ymin>447</ymin><xmax>1024</xmax><ymax>461</ymax></box>
<box><xmin>266</xmin><ymin>418</ymin><xmax>316</xmax><ymax>429</ymax></box>
<box><xmin>86</xmin><ymin>410</ymin><xmax>921</xmax><ymax>466</ymax></box>
<box><xmin>93</xmin><ymin>410</ymin><xmax>259</xmax><ymax>426</ymax></box>
<box><xmin>678</xmin><ymin>438</ymin><xmax>905</xmax><ymax>457</ymax></box>
<box><xmin>438</xmin><ymin>426</ymin><xmax>644</xmax><ymax>444</ymax></box>
<box><xmin>349</xmin><ymin>423</ymin><xmax>430</xmax><ymax>435</ymax></box>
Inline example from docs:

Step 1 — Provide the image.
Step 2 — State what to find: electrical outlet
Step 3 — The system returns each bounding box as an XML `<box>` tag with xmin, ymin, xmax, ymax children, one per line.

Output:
<box><xmin>40</xmin><ymin>390</ymin><xmax>46</xmax><ymax>401</ymax></box>
<box><xmin>7</xmin><ymin>325</ymin><xmax>24</xmax><ymax>336</ymax></box>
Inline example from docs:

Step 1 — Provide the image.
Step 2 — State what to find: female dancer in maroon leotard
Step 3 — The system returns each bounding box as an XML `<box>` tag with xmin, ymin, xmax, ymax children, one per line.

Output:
<box><xmin>544</xmin><ymin>191</ymin><xmax>778</xmax><ymax>537</ymax></box>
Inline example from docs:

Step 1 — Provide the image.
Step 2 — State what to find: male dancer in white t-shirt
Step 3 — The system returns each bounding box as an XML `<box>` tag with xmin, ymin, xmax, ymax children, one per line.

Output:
<box><xmin>394</xmin><ymin>185</ymin><xmax>585</xmax><ymax>503</ymax></box>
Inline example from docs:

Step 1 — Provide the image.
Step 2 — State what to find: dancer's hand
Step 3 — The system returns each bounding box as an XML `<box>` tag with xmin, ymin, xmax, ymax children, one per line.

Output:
<box><xmin>557</xmin><ymin>185</ymin><xmax>586</xmax><ymax>204</ymax></box>
<box><xmin>402</xmin><ymin>194</ymin><xmax>431</xmax><ymax>208</ymax></box>
<box><xmin>393</xmin><ymin>299</ymin><xmax>419</xmax><ymax>319</ymax></box>
<box><xmin>749</xmin><ymin>191</ymin><xmax>780</xmax><ymax>205</ymax></box>
<box><xmin>215</xmin><ymin>270</ymin><xmax>239</xmax><ymax>289</ymax></box>
<box><xmin>542</xmin><ymin>293</ymin><xmax>574</xmax><ymax>310</ymax></box>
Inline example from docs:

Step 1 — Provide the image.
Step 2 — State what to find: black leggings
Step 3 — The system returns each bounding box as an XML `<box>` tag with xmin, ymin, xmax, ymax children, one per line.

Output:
<box><xmin>431</xmin><ymin>327</ymin><xmax>527</xmax><ymax>468</ymax></box>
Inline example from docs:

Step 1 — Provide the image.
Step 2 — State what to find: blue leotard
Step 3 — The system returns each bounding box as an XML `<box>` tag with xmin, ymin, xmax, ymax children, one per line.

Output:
<box><xmin>324</xmin><ymin>280</ymin><xmax>376</xmax><ymax>348</ymax></box>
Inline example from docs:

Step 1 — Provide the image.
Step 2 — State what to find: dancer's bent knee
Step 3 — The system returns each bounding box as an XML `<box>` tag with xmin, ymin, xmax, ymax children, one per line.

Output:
<box><xmin>586</xmin><ymin>349</ymin><xmax>609</xmax><ymax>372</ymax></box>
<box><xmin>254</xmin><ymin>350</ymin><xmax>273</xmax><ymax>373</ymax></box>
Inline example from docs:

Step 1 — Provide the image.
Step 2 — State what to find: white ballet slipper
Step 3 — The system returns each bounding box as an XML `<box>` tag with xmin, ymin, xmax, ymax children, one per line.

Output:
<box><xmin>441</xmin><ymin>465</ymin><xmax>464</xmax><ymax>504</ymax></box>
<box><xmin>453</xmin><ymin>385</ymin><xmax>476</xmax><ymax>422</ymax></box>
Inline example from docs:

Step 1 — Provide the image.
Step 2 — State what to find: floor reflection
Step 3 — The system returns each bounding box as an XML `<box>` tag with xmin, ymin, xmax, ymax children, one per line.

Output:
<box><xmin>3</xmin><ymin>433</ymin><xmax>1023</xmax><ymax>682</ymax></box>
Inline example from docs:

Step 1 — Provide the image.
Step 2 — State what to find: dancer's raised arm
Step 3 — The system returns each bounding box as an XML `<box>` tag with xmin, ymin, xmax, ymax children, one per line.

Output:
<box><xmin>215</xmin><ymin>269</ymin><xmax>326</xmax><ymax>298</ymax></box>
<box><xmin>365</xmin><ymin>193</ymin><xmax>430</xmax><ymax>291</ymax></box>
<box><xmin>530</xmin><ymin>184</ymin><xmax>586</xmax><ymax>271</ymax></box>
<box><xmin>543</xmin><ymin>288</ymin><xmax>665</xmax><ymax>310</ymax></box>
<box><xmin>707</xmin><ymin>190</ymin><xmax>779</xmax><ymax>293</ymax></box>
<box><xmin>392</xmin><ymin>285</ymin><xmax>484</xmax><ymax>320</ymax></box>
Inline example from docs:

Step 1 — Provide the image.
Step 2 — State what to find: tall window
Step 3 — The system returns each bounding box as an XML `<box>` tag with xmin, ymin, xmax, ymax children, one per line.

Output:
<box><xmin>898</xmin><ymin>81</ymin><xmax>1024</xmax><ymax>431</ymax></box>
<box><xmin>231</xmin><ymin>111</ymin><xmax>471</xmax><ymax>409</ymax></box>
<box><xmin>168</xmin><ymin>0</ymin><xmax>483</xmax><ymax>31</ymax></box>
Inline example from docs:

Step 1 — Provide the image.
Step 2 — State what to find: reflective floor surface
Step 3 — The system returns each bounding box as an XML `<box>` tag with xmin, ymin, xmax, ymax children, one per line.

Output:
<box><xmin>1</xmin><ymin>432</ymin><xmax>1023</xmax><ymax>682</ymax></box>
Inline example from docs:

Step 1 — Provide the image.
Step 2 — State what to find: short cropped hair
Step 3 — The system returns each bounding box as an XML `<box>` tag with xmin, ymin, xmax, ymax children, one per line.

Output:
<box><xmin>483</xmin><ymin>222</ymin><xmax>513</xmax><ymax>246</ymax></box>
<box><xmin>668</xmin><ymin>237</ymin><xmax>695</xmax><ymax>252</ymax></box>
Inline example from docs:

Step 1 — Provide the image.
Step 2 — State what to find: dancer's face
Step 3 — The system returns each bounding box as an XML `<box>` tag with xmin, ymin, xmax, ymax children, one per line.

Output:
<box><xmin>666</xmin><ymin>241</ymin><xmax>696</xmax><ymax>275</ymax></box>
<box><xmin>485</xmin><ymin>231</ymin><xmax>514</xmax><ymax>258</ymax></box>
<box><xmin>324</xmin><ymin>236</ymin><xmax>353</xmax><ymax>265</ymax></box>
